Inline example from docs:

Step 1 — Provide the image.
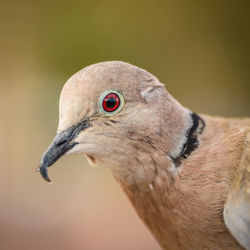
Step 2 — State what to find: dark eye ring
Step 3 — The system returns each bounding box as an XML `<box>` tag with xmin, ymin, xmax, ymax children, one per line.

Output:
<box><xmin>98</xmin><ymin>90</ymin><xmax>124</xmax><ymax>116</ymax></box>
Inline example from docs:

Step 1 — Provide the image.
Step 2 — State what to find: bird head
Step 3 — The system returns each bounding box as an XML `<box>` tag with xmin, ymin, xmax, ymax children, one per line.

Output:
<box><xmin>38</xmin><ymin>61</ymin><xmax>191</xmax><ymax>183</ymax></box>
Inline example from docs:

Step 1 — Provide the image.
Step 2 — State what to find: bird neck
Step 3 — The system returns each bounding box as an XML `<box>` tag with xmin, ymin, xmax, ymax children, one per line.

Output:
<box><xmin>170</xmin><ymin>112</ymin><xmax>206</xmax><ymax>166</ymax></box>
<box><xmin>113</xmin><ymin>116</ymin><xmax>247</xmax><ymax>249</ymax></box>
<box><xmin>110</xmin><ymin>111</ymin><xmax>207</xmax><ymax>249</ymax></box>
<box><xmin>112</xmin><ymin>112</ymin><xmax>206</xmax><ymax>191</ymax></box>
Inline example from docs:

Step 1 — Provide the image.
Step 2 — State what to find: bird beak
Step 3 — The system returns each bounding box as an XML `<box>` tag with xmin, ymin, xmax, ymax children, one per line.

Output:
<box><xmin>38</xmin><ymin>120</ymin><xmax>90</xmax><ymax>182</ymax></box>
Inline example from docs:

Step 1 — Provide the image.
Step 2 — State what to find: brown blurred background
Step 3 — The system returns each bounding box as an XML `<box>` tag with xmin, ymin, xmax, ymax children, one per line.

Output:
<box><xmin>0</xmin><ymin>1</ymin><xmax>249</xmax><ymax>249</ymax></box>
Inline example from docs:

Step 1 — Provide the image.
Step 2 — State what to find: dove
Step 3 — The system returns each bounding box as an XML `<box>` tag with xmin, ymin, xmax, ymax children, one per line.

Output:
<box><xmin>38</xmin><ymin>61</ymin><xmax>250</xmax><ymax>250</ymax></box>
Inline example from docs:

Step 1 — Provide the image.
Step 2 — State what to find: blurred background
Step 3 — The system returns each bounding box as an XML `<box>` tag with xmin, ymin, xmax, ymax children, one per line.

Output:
<box><xmin>0</xmin><ymin>0</ymin><xmax>249</xmax><ymax>249</ymax></box>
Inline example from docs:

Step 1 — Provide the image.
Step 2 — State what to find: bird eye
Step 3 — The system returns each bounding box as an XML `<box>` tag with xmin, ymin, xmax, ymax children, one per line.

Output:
<box><xmin>99</xmin><ymin>90</ymin><xmax>124</xmax><ymax>116</ymax></box>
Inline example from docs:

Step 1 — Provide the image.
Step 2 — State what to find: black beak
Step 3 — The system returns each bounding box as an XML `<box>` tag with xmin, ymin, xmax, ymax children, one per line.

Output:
<box><xmin>38</xmin><ymin>120</ymin><xmax>90</xmax><ymax>182</ymax></box>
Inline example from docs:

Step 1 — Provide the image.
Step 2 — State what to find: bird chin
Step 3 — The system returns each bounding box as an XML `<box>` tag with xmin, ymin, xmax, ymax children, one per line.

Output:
<box><xmin>85</xmin><ymin>154</ymin><xmax>97</xmax><ymax>167</ymax></box>
<box><xmin>66</xmin><ymin>143</ymin><xmax>97</xmax><ymax>155</ymax></box>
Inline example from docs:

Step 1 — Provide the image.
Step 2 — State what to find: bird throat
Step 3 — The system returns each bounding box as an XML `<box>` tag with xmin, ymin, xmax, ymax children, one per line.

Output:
<box><xmin>171</xmin><ymin>113</ymin><xmax>206</xmax><ymax>167</ymax></box>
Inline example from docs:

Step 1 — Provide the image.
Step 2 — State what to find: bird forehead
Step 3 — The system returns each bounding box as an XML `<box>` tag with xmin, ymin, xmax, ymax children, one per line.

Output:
<box><xmin>61</xmin><ymin>61</ymin><xmax>159</xmax><ymax>95</ymax></box>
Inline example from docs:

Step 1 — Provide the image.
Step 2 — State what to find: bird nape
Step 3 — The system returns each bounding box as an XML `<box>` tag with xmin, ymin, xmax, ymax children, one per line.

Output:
<box><xmin>38</xmin><ymin>61</ymin><xmax>250</xmax><ymax>250</ymax></box>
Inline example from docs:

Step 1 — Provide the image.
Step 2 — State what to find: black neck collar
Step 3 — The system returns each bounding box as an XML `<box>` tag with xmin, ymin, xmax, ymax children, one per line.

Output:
<box><xmin>171</xmin><ymin>113</ymin><xmax>206</xmax><ymax>167</ymax></box>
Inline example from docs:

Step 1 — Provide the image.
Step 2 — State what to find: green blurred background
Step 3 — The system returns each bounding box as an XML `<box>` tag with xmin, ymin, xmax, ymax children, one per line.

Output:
<box><xmin>0</xmin><ymin>1</ymin><xmax>249</xmax><ymax>249</ymax></box>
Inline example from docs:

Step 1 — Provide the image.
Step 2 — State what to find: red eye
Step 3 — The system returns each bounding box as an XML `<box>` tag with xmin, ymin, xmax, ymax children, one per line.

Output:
<box><xmin>99</xmin><ymin>90</ymin><xmax>124</xmax><ymax>116</ymax></box>
<box><xmin>102</xmin><ymin>93</ymin><xmax>120</xmax><ymax>112</ymax></box>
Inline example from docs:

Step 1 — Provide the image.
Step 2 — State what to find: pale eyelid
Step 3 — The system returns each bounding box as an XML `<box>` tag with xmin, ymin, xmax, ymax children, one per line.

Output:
<box><xmin>98</xmin><ymin>89</ymin><xmax>125</xmax><ymax>116</ymax></box>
